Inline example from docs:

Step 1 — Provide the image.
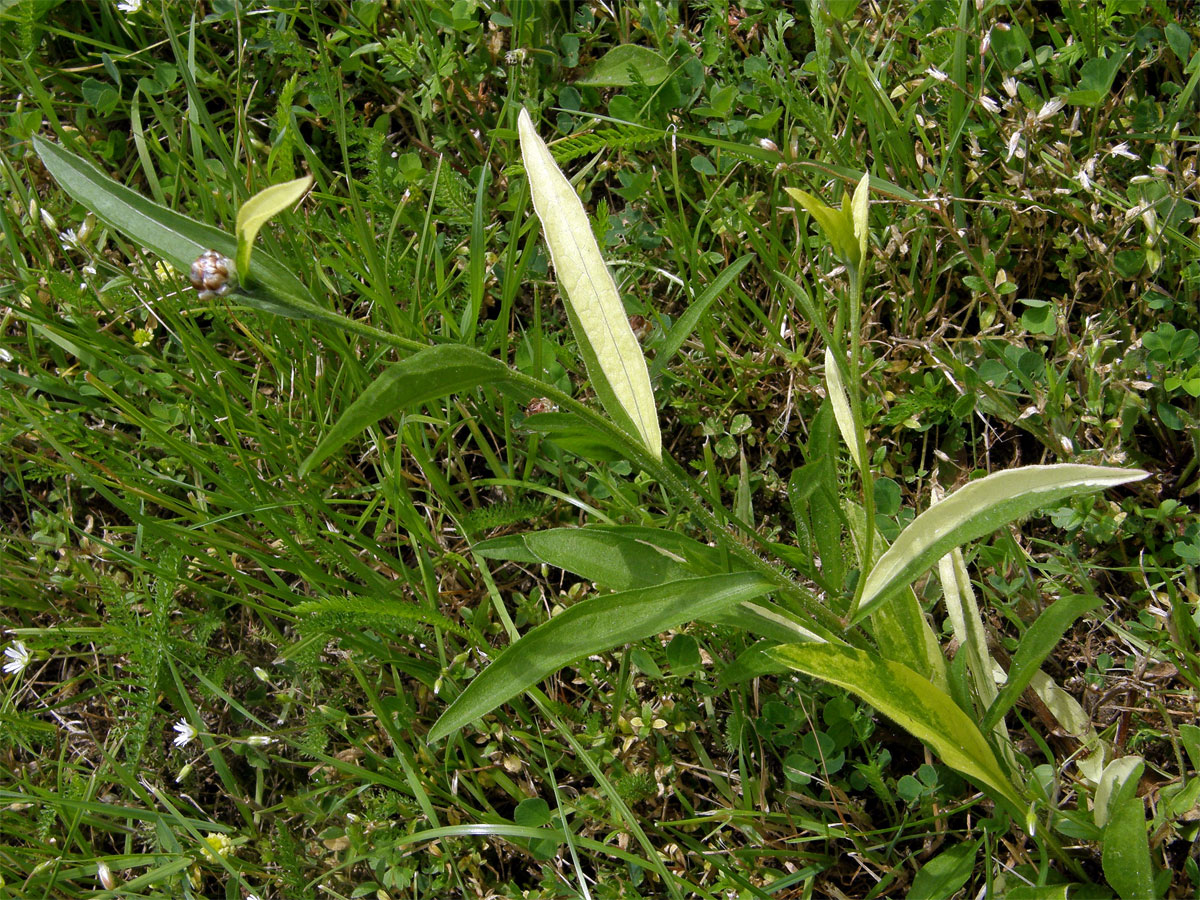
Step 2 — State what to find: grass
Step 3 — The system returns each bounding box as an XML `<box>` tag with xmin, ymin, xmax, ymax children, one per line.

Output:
<box><xmin>1</xmin><ymin>1</ymin><xmax>1199</xmax><ymax>897</ymax></box>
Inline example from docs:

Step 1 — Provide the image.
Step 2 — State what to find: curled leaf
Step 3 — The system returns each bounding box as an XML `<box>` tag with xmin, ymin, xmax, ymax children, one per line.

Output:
<box><xmin>236</xmin><ymin>175</ymin><xmax>314</xmax><ymax>286</ymax></box>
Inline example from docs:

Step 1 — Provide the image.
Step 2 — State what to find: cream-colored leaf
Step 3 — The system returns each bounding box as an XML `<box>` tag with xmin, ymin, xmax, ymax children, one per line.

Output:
<box><xmin>235</xmin><ymin>175</ymin><xmax>313</xmax><ymax>283</ymax></box>
<box><xmin>851</xmin><ymin>171</ymin><xmax>870</xmax><ymax>265</ymax></box>
<box><xmin>824</xmin><ymin>346</ymin><xmax>861</xmax><ymax>467</ymax></box>
<box><xmin>518</xmin><ymin>108</ymin><xmax>660</xmax><ymax>459</ymax></box>
<box><xmin>853</xmin><ymin>464</ymin><xmax>1149</xmax><ymax>621</ymax></box>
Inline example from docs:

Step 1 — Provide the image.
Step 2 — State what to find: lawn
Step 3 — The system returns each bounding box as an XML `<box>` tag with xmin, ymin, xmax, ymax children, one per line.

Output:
<box><xmin>2</xmin><ymin>2</ymin><xmax>1199</xmax><ymax>898</ymax></box>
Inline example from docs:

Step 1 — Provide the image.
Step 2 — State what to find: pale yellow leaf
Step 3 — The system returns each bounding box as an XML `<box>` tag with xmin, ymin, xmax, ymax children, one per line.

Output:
<box><xmin>518</xmin><ymin>108</ymin><xmax>660</xmax><ymax>458</ymax></box>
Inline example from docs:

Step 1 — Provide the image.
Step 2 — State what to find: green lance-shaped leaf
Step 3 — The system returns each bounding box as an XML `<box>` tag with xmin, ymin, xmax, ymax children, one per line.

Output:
<box><xmin>851</xmin><ymin>464</ymin><xmax>1148</xmax><ymax>623</ymax></box>
<box><xmin>32</xmin><ymin>135</ymin><xmax>324</xmax><ymax>321</ymax></box>
<box><xmin>299</xmin><ymin>345</ymin><xmax>509</xmax><ymax>477</ymax></box>
<box><xmin>769</xmin><ymin>643</ymin><xmax>1025</xmax><ymax>811</ymax></box>
<box><xmin>474</xmin><ymin>525</ymin><xmax>725</xmax><ymax>591</ymax></box>
<box><xmin>428</xmin><ymin>572</ymin><xmax>772</xmax><ymax>742</ymax></box>
<box><xmin>235</xmin><ymin>175</ymin><xmax>313</xmax><ymax>287</ymax></box>
<box><xmin>518</xmin><ymin>108</ymin><xmax>661</xmax><ymax>460</ymax></box>
<box><xmin>980</xmin><ymin>593</ymin><xmax>1102</xmax><ymax>733</ymax></box>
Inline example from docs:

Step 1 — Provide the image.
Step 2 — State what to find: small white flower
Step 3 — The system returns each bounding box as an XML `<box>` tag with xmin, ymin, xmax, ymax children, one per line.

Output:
<box><xmin>1002</xmin><ymin>76</ymin><xmax>1018</xmax><ymax>98</ymax></box>
<box><xmin>1036</xmin><ymin>97</ymin><xmax>1066</xmax><ymax>121</ymax></box>
<box><xmin>3</xmin><ymin>641</ymin><xmax>31</xmax><ymax>675</ymax></box>
<box><xmin>758</xmin><ymin>137</ymin><xmax>778</xmax><ymax>152</ymax></box>
<box><xmin>978</xmin><ymin>94</ymin><xmax>1000</xmax><ymax>115</ymax></box>
<box><xmin>1005</xmin><ymin>130</ymin><xmax>1023</xmax><ymax>161</ymax></box>
<box><xmin>117</xmin><ymin>0</ymin><xmax>142</xmax><ymax>13</ymax></box>
<box><xmin>926</xmin><ymin>66</ymin><xmax>949</xmax><ymax>83</ymax></box>
<box><xmin>1077</xmin><ymin>169</ymin><xmax>1091</xmax><ymax>190</ymax></box>
<box><xmin>59</xmin><ymin>228</ymin><xmax>80</xmax><ymax>249</ymax></box>
<box><xmin>172</xmin><ymin>718</ymin><xmax>197</xmax><ymax>747</ymax></box>
<box><xmin>1109</xmin><ymin>141</ymin><xmax>1138</xmax><ymax>160</ymax></box>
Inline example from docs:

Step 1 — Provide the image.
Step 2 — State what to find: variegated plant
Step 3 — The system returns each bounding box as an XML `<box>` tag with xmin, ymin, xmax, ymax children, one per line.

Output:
<box><xmin>35</xmin><ymin>109</ymin><xmax>1150</xmax><ymax>882</ymax></box>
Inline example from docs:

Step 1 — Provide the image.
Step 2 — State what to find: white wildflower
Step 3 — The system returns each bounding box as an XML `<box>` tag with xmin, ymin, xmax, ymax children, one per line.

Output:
<box><xmin>3</xmin><ymin>641</ymin><xmax>31</xmax><ymax>676</ymax></box>
<box><xmin>758</xmin><ymin>137</ymin><xmax>778</xmax><ymax>152</ymax></box>
<box><xmin>1005</xmin><ymin>130</ymin><xmax>1023</xmax><ymax>161</ymax></box>
<box><xmin>1109</xmin><ymin>141</ymin><xmax>1138</xmax><ymax>160</ymax></box>
<box><xmin>978</xmin><ymin>94</ymin><xmax>1000</xmax><ymax>115</ymax></box>
<box><xmin>59</xmin><ymin>228</ymin><xmax>80</xmax><ymax>249</ymax></box>
<box><xmin>172</xmin><ymin>718</ymin><xmax>197</xmax><ymax>747</ymax></box>
<box><xmin>1002</xmin><ymin>76</ymin><xmax>1018</xmax><ymax>98</ymax></box>
<box><xmin>117</xmin><ymin>0</ymin><xmax>142</xmax><ymax>12</ymax></box>
<box><xmin>1036</xmin><ymin>97</ymin><xmax>1066</xmax><ymax>121</ymax></box>
<box><xmin>926</xmin><ymin>66</ymin><xmax>949</xmax><ymax>83</ymax></box>
<box><xmin>1077</xmin><ymin>156</ymin><xmax>1096</xmax><ymax>190</ymax></box>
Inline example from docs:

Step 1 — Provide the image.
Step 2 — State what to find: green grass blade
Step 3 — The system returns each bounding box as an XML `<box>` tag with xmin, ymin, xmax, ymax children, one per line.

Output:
<box><xmin>853</xmin><ymin>465</ymin><xmax>1149</xmax><ymax>623</ymax></box>
<box><xmin>518</xmin><ymin>107</ymin><xmax>661</xmax><ymax>460</ymax></box>
<box><xmin>649</xmin><ymin>253</ymin><xmax>754</xmax><ymax>378</ymax></box>
<box><xmin>428</xmin><ymin>572</ymin><xmax>773</xmax><ymax>742</ymax></box>
<box><xmin>769</xmin><ymin>643</ymin><xmax>1024</xmax><ymax>811</ymax></box>
<box><xmin>299</xmin><ymin>344</ymin><xmax>509</xmax><ymax>477</ymax></box>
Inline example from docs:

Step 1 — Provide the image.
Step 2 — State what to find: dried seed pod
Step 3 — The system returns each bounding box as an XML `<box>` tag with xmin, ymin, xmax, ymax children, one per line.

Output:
<box><xmin>526</xmin><ymin>397</ymin><xmax>557</xmax><ymax>415</ymax></box>
<box><xmin>189</xmin><ymin>250</ymin><xmax>234</xmax><ymax>300</ymax></box>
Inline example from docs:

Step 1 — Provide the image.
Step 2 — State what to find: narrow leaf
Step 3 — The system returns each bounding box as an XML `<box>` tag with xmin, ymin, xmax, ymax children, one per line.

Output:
<box><xmin>769</xmin><ymin>643</ymin><xmax>1024</xmax><ymax>810</ymax></box>
<box><xmin>235</xmin><ymin>175</ymin><xmax>313</xmax><ymax>285</ymax></box>
<box><xmin>428</xmin><ymin>572</ymin><xmax>773</xmax><ymax>742</ymax></box>
<box><xmin>299</xmin><ymin>345</ymin><xmax>508</xmax><ymax>477</ymax></box>
<box><xmin>853</xmin><ymin>465</ymin><xmax>1148</xmax><ymax>622</ymax></box>
<box><xmin>824</xmin><ymin>346</ymin><xmax>861</xmax><ymax>467</ymax></box>
<box><xmin>650</xmin><ymin>253</ymin><xmax>754</xmax><ymax>378</ymax></box>
<box><xmin>939</xmin><ymin>547</ymin><xmax>997</xmax><ymax>709</ymax></box>
<box><xmin>521</xmin><ymin>411</ymin><xmax>629</xmax><ymax>461</ymax></box>
<box><xmin>981</xmin><ymin>594</ymin><xmax>1102</xmax><ymax>732</ymax></box>
<box><xmin>33</xmin><ymin>135</ymin><xmax>322</xmax><ymax>320</ymax></box>
<box><xmin>518</xmin><ymin>108</ymin><xmax>661</xmax><ymax>459</ymax></box>
<box><xmin>474</xmin><ymin>525</ymin><xmax>726</xmax><ymax>589</ymax></box>
<box><xmin>850</xmin><ymin>171</ymin><xmax>870</xmax><ymax>264</ymax></box>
